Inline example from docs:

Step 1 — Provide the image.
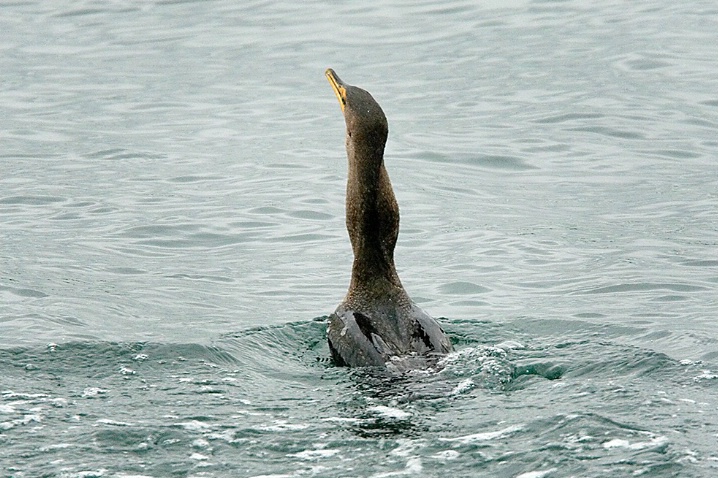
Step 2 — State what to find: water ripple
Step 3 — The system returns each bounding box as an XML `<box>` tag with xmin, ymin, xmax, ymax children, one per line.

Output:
<box><xmin>2</xmin><ymin>0</ymin><xmax>717</xmax><ymax>475</ymax></box>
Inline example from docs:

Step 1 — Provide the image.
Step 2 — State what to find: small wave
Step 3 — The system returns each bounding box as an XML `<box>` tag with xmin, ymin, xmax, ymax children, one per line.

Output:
<box><xmin>603</xmin><ymin>435</ymin><xmax>668</xmax><ymax>451</ymax></box>
<box><xmin>439</xmin><ymin>423</ymin><xmax>524</xmax><ymax>443</ymax></box>
<box><xmin>0</xmin><ymin>195</ymin><xmax>65</xmax><ymax>205</ymax></box>
<box><xmin>1</xmin><ymin>316</ymin><xmax>713</xmax><ymax>476</ymax></box>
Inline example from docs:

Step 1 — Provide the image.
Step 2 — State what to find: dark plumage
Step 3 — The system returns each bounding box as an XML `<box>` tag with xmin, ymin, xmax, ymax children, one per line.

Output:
<box><xmin>325</xmin><ymin>69</ymin><xmax>453</xmax><ymax>368</ymax></box>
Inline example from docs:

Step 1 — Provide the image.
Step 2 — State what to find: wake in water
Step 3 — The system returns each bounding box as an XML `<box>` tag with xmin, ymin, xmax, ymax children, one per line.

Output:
<box><xmin>1</xmin><ymin>318</ymin><xmax>717</xmax><ymax>477</ymax></box>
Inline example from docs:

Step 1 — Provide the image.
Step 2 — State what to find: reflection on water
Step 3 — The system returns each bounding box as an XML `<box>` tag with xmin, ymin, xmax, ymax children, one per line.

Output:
<box><xmin>1</xmin><ymin>0</ymin><xmax>717</xmax><ymax>476</ymax></box>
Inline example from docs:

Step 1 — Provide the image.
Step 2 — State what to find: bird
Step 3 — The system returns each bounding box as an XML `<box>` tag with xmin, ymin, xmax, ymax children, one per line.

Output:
<box><xmin>324</xmin><ymin>68</ymin><xmax>453</xmax><ymax>368</ymax></box>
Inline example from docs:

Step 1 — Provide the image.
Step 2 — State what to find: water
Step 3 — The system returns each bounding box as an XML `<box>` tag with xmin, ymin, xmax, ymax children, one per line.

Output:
<box><xmin>1</xmin><ymin>0</ymin><xmax>717</xmax><ymax>476</ymax></box>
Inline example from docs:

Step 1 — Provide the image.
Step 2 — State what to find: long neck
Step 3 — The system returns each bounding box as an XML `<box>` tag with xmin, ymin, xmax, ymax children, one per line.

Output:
<box><xmin>345</xmin><ymin>133</ymin><xmax>401</xmax><ymax>292</ymax></box>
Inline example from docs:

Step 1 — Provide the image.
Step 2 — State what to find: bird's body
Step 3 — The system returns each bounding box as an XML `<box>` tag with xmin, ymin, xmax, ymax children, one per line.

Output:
<box><xmin>325</xmin><ymin>69</ymin><xmax>452</xmax><ymax>368</ymax></box>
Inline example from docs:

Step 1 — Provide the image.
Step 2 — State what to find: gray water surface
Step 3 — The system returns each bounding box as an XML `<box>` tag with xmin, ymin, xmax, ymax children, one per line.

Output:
<box><xmin>2</xmin><ymin>0</ymin><xmax>718</xmax><ymax>476</ymax></box>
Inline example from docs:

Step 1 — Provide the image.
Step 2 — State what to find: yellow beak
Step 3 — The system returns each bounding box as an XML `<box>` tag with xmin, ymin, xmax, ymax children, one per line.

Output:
<box><xmin>325</xmin><ymin>68</ymin><xmax>347</xmax><ymax>112</ymax></box>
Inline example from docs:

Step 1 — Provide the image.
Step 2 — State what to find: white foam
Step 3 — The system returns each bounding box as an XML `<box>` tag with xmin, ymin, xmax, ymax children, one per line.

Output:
<box><xmin>694</xmin><ymin>370</ymin><xmax>718</xmax><ymax>381</ymax></box>
<box><xmin>496</xmin><ymin>340</ymin><xmax>525</xmax><ymax>350</ymax></box>
<box><xmin>260</xmin><ymin>420</ymin><xmax>310</xmax><ymax>432</ymax></box>
<box><xmin>20</xmin><ymin>414</ymin><xmax>43</xmax><ymax>425</ymax></box>
<box><xmin>290</xmin><ymin>448</ymin><xmax>340</xmax><ymax>460</ymax></box>
<box><xmin>450</xmin><ymin>378</ymin><xmax>474</xmax><ymax>395</ymax></box>
<box><xmin>515</xmin><ymin>469</ymin><xmax>557</xmax><ymax>478</ymax></box>
<box><xmin>433</xmin><ymin>450</ymin><xmax>460</xmax><ymax>460</ymax></box>
<box><xmin>437</xmin><ymin>346</ymin><xmax>512</xmax><ymax>378</ymax></box>
<box><xmin>82</xmin><ymin>387</ymin><xmax>108</xmax><ymax>398</ymax></box>
<box><xmin>206</xmin><ymin>429</ymin><xmax>243</xmax><ymax>444</ymax></box>
<box><xmin>439</xmin><ymin>424</ymin><xmax>524</xmax><ymax>444</ymax></box>
<box><xmin>249</xmin><ymin>474</ymin><xmax>295</xmax><ymax>478</ymax></box>
<box><xmin>367</xmin><ymin>405</ymin><xmax>411</xmax><ymax>420</ymax></box>
<box><xmin>322</xmin><ymin>416</ymin><xmax>362</xmax><ymax>424</ymax></box>
<box><xmin>370</xmin><ymin>457</ymin><xmax>423</xmax><ymax>477</ymax></box>
<box><xmin>40</xmin><ymin>443</ymin><xmax>73</xmax><ymax>451</ymax></box>
<box><xmin>602</xmin><ymin>436</ymin><xmax>667</xmax><ymax>450</ymax></box>
<box><xmin>74</xmin><ymin>470</ymin><xmax>107</xmax><ymax>478</ymax></box>
<box><xmin>96</xmin><ymin>419</ymin><xmax>132</xmax><ymax>427</ymax></box>
<box><xmin>199</xmin><ymin>385</ymin><xmax>220</xmax><ymax>393</ymax></box>
<box><xmin>191</xmin><ymin>438</ymin><xmax>210</xmax><ymax>449</ymax></box>
<box><xmin>50</xmin><ymin>398</ymin><xmax>67</xmax><ymax>408</ymax></box>
<box><xmin>390</xmin><ymin>439</ymin><xmax>423</xmax><ymax>457</ymax></box>
<box><xmin>2</xmin><ymin>390</ymin><xmax>49</xmax><ymax>399</ymax></box>
<box><xmin>177</xmin><ymin>420</ymin><xmax>211</xmax><ymax>431</ymax></box>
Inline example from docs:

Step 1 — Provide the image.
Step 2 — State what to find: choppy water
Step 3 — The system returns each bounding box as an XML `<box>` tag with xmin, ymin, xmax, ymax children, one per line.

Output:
<box><xmin>2</xmin><ymin>0</ymin><xmax>718</xmax><ymax>476</ymax></box>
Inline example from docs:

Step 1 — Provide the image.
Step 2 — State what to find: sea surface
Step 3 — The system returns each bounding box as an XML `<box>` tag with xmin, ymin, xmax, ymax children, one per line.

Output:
<box><xmin>2</xmin><ymin>0</ymin><xmax>718</xmax><ymax>476</ymax></box>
